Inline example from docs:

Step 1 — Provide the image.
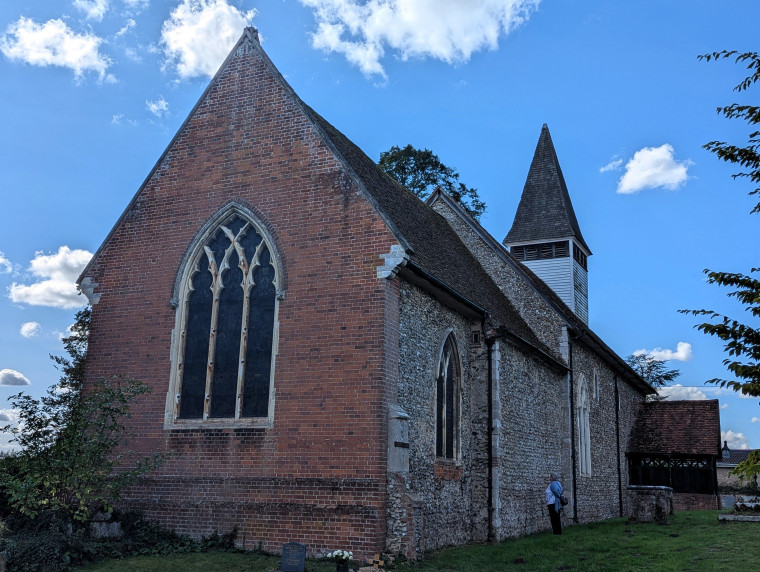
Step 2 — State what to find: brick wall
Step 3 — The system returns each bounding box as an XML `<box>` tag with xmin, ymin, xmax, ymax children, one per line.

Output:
<box><xmin>83</xmin><ymin>35</ymin><xmax>399</xmax><ymax>558</ymax></box>
<box><xmin>673</xmin><ymin>493</ymin><xmax>720</xmax><ymax>511</ymax></box>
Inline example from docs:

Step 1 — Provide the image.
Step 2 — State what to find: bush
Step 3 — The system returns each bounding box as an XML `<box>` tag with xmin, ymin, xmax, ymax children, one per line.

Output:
<box><xmin>0</xmin><ymin>510</ymin><xmax>238</xmax><ymax>571</ymax></box>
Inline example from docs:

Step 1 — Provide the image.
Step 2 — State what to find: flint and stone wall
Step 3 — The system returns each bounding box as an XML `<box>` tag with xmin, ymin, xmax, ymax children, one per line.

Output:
<box><xmin>495</xmin><ymin>341</ymin><xmax>569</xmax><ymax>538</ymax></box>
<box><xmin>431</xmin><ymin>198</ymin><xmax>646</xmax><ymax>533</ymax></box>
<box><xmin>571</xmin><ymin>342</ymin><xmax>638</xmax><ymax>523</ymax></box>
<box><xmin>390</xmin><ymin>282</ymin><xmax>487</xmax><ymax>555</ymax></box>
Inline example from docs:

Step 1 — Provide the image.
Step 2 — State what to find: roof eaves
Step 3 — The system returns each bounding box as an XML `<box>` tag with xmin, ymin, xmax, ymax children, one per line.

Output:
<box><xmin>428</xmin><ymin>189</ymin><xmax>652</xmax><ymax>395</ymax></box>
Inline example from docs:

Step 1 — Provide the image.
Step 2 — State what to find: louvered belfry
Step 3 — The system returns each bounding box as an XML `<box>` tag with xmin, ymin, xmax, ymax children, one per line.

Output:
<box><xmin>504</xmin><ymin>124</ymin><xmax>592</xmax><ymax>323</ymax></box>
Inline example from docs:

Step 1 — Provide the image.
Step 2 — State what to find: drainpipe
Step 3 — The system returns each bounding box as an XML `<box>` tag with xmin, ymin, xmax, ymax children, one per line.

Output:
<box><xmin>482</xmin><ymin>316</ymin><xmax>497</xmax><ymax>544</ymax></box>
<box><xmin>485</xmin><ymin>334</ymin><xmax>494</xmax><ymax>543</ymax></box>
<box><xmin>568</xmin><ymin>334</ymin><xmax>578</xmax><ymax>523</ymax></box>
<box><xmin>614</xmin><ymin>375</ymin><xmax>623</xmax><ymax>517</ymax></box>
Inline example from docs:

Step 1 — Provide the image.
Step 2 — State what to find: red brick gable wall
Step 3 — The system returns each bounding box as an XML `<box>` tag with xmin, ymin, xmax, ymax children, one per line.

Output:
<box><xmin>82</xmin><ymin>34</ymin><xmax>399</xmax><ymax>556</ymax></box>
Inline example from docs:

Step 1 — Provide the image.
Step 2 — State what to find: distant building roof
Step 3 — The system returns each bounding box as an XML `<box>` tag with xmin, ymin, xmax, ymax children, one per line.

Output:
<box><xmin>504</xmin><ymin>124</ymin><xmax>591</xmax><ymax>253</ymax></box>
<box><xmin>627</xmin><ymin>400</ymin><xmax>722</xmax><ymax>457</ymax></box>
<box><xmin>717</xmin><ymin>445</ymin><xmax>757</xmax><ymax>467</ymax></box>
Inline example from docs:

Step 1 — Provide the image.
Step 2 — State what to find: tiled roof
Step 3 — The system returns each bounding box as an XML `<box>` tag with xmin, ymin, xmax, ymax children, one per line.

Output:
<box><xmin>426</xmin><ymin>190</ymin><xmax>653</xmax><ymax>395</ymax></box>
<box><xmin>627</xmin><ymin>400</ymin><xmax>722</xmax><ymax>456</ymax></box>
<box><xmin>717</xmin><ymin>448</ymin><xmax>756</xmax><ymax>467</ymax></box>
<box><xmin>303</xmin><ymin>105</ymin><xmax>557</xmax><ymax>360</ymax></box>
<box><xmin>504</xmin><ymin>124</ymin><xmax>591</xmax><ymax>253</ymax></box>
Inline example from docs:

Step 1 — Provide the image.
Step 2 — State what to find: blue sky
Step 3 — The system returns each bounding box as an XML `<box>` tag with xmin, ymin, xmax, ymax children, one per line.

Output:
<box><xmin>0</xmin><ymin>0</ymin><xmax>758</xmax><ymax>450</ymax></box>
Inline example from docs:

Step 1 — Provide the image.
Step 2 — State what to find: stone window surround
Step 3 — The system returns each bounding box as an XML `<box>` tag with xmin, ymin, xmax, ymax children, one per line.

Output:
<box><xmin>164</xmin><ymin>204</ymin><xmax>284</xmax><ymax>430</ymax></box>
<box><xmin>577</xmin><ymin>373</ymin><xmax>591</xmax><ymax>475</ymax></box>
<box><xmin>435</xmin><ymin>329</ymin><xmax>463</xmax><ymax>463</ymax></box>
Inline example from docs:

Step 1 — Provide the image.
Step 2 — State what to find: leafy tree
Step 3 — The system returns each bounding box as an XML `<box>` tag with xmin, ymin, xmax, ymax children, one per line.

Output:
<box><xmin>680</xmin><ymin>51</ymin><xmax>760</xmax><ymax>480</ymax></box>
<box><xmin>699</xmin><ymin>51</ymin><xmax>760</xmax><ymax>215</ymax></box>
<box><xmin>625</xmin><ymin>353</ymin><xmax>681</xmax><ymax>388</ymax></box>
<box><xmin>0</xmin><ymin>308</ymin><xmax>164</xmax><ymax>523</ymax></box>
<box><xmin>379</xmin><ymin>144</ymin><xmax>486</xmax><ymax>220</ymax></box>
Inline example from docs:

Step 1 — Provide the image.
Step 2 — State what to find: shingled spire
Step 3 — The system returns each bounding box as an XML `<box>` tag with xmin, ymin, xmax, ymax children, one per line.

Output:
<box><xmin>504</xmin><ymin>124</ymin><xmax>592</xmax><ymax>323</ymax></box>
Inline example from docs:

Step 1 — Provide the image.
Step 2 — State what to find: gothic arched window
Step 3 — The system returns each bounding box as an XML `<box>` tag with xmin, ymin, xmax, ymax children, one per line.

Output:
<box><xmin>168</xmin><ymin>209</ymin><xmax>281</xmax><ymax>426</ymax></box>
<box><xmin>436</xmin><ymin>334</ymin><xmax>461</xmax><ymax>460</ymax></box>
<box><xmin>577</xmin><ymin>374</ymin><xmax>591</xmax><ymax>475</ymax></box>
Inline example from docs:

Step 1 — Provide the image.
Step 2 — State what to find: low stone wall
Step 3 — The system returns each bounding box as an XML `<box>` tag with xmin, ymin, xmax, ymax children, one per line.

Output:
<box><xmin>626</xmin><ymin>486</ymin><xmax>673</xmax><ymax>524</ymax></box>
<box><xmin>672</xmin><ymin>492</ymin><xmax>720</xmax><ymax>511</ymax></box>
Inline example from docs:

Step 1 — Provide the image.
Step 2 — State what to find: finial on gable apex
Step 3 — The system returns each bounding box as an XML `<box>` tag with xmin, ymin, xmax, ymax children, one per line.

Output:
<box><xmin>244</xmin><ymin>27</ymin><xmax>260</xmax><ymax>44</ymax></box>
<box><xmin>542</xmin><ymin>123</ymin><xmax>549</xmax><ymax>130</ymax></box>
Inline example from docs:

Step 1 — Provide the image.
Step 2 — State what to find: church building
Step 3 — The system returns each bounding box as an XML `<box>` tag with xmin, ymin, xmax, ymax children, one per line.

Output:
<box><xmin>78</xmin><ymin>28</ymin><xmax>652</xmax><ymax>559</ymax></box>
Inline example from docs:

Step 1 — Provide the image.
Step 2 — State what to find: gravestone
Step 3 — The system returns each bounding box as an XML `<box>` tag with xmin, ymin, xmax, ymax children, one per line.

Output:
<box><xmin>281</xmin><ymin>542</ymin><xmax>306</xmax><ymax>572</ymax></box>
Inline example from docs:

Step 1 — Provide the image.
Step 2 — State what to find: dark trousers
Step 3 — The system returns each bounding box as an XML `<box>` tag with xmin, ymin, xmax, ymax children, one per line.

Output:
<box><xmin>548</xmin><ymin>504</ymin><xmax>562</xmax><ymax>535</ymax></box>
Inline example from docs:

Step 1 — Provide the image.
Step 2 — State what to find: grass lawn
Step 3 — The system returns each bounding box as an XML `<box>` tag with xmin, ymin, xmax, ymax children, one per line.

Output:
<box><xmin>80</xmin><ymin>511</ymin><xmax>760</xmax><ymax>571</ymax></box>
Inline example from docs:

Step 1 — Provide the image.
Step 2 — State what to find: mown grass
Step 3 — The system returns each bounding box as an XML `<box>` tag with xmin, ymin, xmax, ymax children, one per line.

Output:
<box><xmin>80</xmin><ymin>511</ymin><xmax>760</xmax><ymax>571</ymax></box>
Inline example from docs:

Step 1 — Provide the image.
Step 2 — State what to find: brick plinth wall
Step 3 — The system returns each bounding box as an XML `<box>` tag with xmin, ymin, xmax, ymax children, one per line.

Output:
<box><xmin>673</xmin><ymin>493</ymin><xmax>720</xmax><ymax>511</ymax></box>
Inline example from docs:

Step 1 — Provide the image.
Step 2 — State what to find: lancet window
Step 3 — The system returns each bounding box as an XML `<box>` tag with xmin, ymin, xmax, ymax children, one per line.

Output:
<box><xmin>436</xmin><ymin>334</ymin><xmax>461</xmax><ymax>460</ymax></box>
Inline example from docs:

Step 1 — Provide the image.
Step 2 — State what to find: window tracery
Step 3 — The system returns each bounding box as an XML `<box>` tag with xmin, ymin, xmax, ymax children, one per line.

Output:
<box><xmin>167</xmin><ymin>209</ymin><xmax>281</xmax><ymax>426</ymax></box>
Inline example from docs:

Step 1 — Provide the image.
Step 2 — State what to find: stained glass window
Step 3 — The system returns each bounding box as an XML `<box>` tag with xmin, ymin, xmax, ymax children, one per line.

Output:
<box><xmin>175</xmin><ymin>213</ymin><xmax>277</xmax><ymax>421</ymax></box>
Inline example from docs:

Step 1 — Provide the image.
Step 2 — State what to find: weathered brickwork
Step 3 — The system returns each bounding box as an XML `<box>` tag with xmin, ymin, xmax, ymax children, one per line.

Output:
<box><xmin>82</xmin><ymin>35</ymin><xmax>398</xmax><ymax>558</ymax></box>
<box><xmin>672</xmin><ymin>493</ymin><xmax>720</xmax><ymax>511</ymax></box>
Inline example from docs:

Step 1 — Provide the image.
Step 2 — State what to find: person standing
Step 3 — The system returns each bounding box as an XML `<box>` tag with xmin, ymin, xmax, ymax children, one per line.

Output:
<box><xmin>545</xmin><ymin>473</ymin><xmax>564</xmax><ymax>535</ymax></box>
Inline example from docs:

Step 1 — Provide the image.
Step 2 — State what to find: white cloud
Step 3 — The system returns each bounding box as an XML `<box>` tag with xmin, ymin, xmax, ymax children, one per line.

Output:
<box><xmin>20</xmin><ymin>322</ymin><xmax>41</xmax><ymax>338</ymax></box>
<box><xmin>124</xmin><ymin>0</ymin><xmax>150</xmax><ymax>8</ymax></box>
<box><xmin>7</xmin><ymin>246</ymin><xmax>92</xmax><ymax>309</ymax></box>
<box><xmin>146</xmin><ymin>96</ymin><xmax>169</xmax><ymax>117</ymax></box>
<box><xmin>633</xmin><ymin>342</ymin><xmax>693</xmax><ymax>362</ymax></box>
<box><xmin>752</xmin><ymin>417</ymin><xmax>760</xmax><ymax>423</ymax></box>
<box><xmin>599</xmin><ymin>158</ymin><xmax>623</xmax><ymax>173</ymax></box>
<box><xmin>0</xmin><ymin>251</ymin><xmax>12</xmax><ymax>274</ymax></box>
<box><xmin>124</xmin><ymin>46</ymin><xmax>142</xmax><ymax>62</ymax></box>
<box><xmin>0</xmin><ymin>369</ymin><xmax>31</xmax><ymax>386</ymax></box>
<box><xmin>0</xmin><ymin>409</ymin><xmax>20</xmax><ymax>424</ymax></box>
<box><xmin>657</xmin><ymin>384</ymin><xmax>707</xmax><ymax>401</ymax></box>
<box><xmin>617</xmin><ymin>144</ymin><xmax>691</xmax><ymax>194</ymax></box>
<box><xmin>723</xmin><ymin>430</ymin><xmax>750</xmax><ymax>450</ymax></box>
<box><xmin>115</xmin><ymin>18</ymin><xmax>137</xmax><ymax>38</ymax></box>
<box><xmin>111</xmin><ymin>113</ymin><xmax>138</xmax><ymax>126</ymax></box>
<box><xmin>720</xmin><ymin>403</ymin><xmax>728</xmax><ymax>410</ymax></box>
<box><xmin>300</xmin><ymin>0</ymin><xmax>540</xmax><ymax>78</ymax></box>
<box><xmin>160</xmin><ymin>0</ymin><xmax>256</xmax><ymax>79</ymax></box>
<box><xmin>73</xmin><ymin>0</ymin><xmax>110</xmax><ymax>22</ymax></box>
<box><xmin>0</xmin><ymin>17</ymin><xmax>112</xmax><ymax>82</ymax></box>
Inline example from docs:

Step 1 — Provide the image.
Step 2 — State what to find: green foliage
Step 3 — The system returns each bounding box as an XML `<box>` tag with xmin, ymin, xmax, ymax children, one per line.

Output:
<box><xmin>624</xmin><ymin>353</ymin><xmax>681</xmax><ymax>388</ymax></box>
<box><xmin>731</xmin><ymin>450</ymin><xmax>760</xmax><ymax>483</ymax></box>
<box><xmin>379</xmin><ymin>144</ymin><xmax>486</xmax><ymax>220</ymax></box>
<box><xmin>684</xmin><ymin>51</ymin><xmax>760</xmax><ymax>482</ymax></box>
<box><xmin>681</xmin><ymin>269</ymin><xmax>760</xmax><ymax>398</ymax></box>
<box><xmin>0</xmin><ymin>511</ymin><xmax>237</xmax><ymax>571</ymax></box>
<box><xmin>698</xmin><ymin>51</ymin><xmax>760</xmax><ymax>214</ymax></box>
<box><xmin>0</xmin><ymin>308</ymin><xmax>165</xmax><ymax>523</ymax></box>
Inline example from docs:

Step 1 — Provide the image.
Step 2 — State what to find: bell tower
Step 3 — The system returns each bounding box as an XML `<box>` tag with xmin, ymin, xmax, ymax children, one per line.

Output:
<box><xmin>503</xmin><ymin>124</ymin><xmax>592</xmax><ymax>323</ymax></box>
